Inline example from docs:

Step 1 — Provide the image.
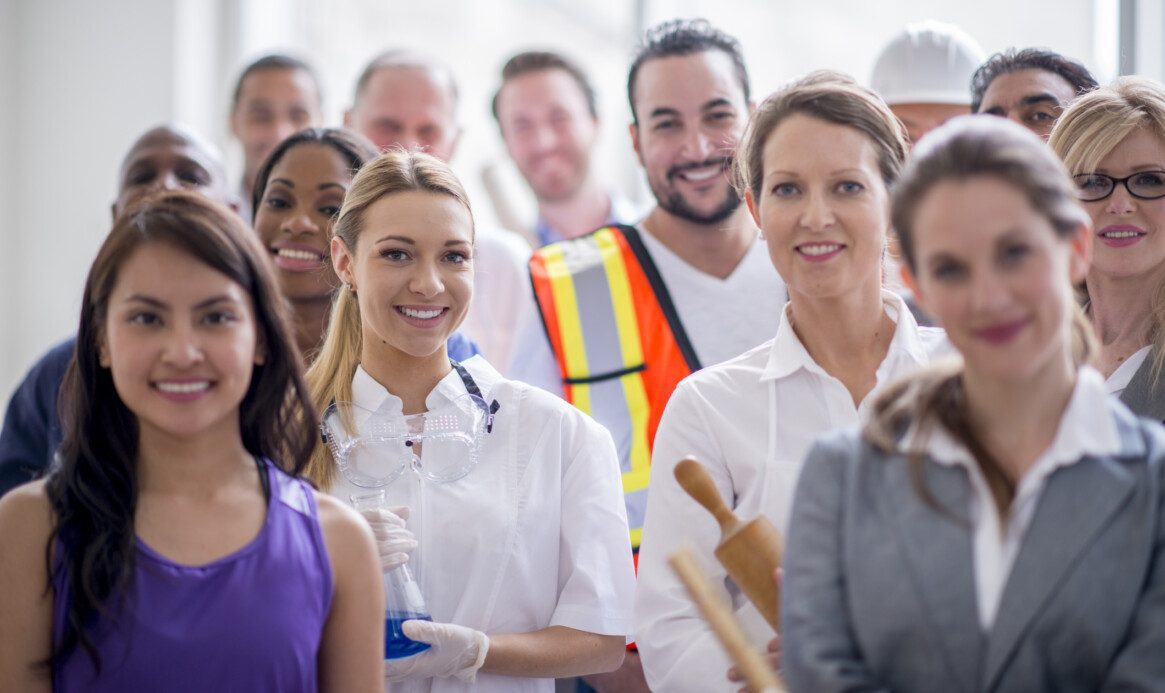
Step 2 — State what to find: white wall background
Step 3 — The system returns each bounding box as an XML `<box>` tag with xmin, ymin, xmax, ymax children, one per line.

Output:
<box><xmin>0</xmin><ymin>0</ymin><xmax>1137</xmax><ymax>407</ymax></box>
<box><xmin>0</xmin><ymin>0</ymin><xmax>14</xmax><ymax>387</ymax></box>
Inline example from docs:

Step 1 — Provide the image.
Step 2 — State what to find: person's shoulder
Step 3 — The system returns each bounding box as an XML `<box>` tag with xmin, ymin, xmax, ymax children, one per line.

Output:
<box><xmin>313</xmin><ymin>491</ymin><xmax>357</xmax><ymax>523</ymax></box>
<box><xmin>42</xmin><ymin>337</ymin><xmax>77</xmax><ymax>365</ymax></box>
<box><xmin>0</xmin><ymin>480</ymin><xmax>53</xmax><ymax>542</ymax></box>
<box><xmin>496</xmin><ymin>373</ymin><xmax>605</xmax><ymax>432</ymax></box>
<box><xmin>496</xmin><ymin>372</ymin><xmax>567</xmax><ymax>409</ymax></box>
<box><xmin>813</xmin><ymin>425</ymin><xmax>870</xmax><ymax>455</ymax></box>
<box><xmin>313</xmin><ymin>491</ymin><xmax>375</xmax><ymax>548</ymax></box>
<box><xmin>674</xmin><ymin>339</ymin><xmax>773</xmax><ymax>395</ymax></box>
<box><xmin>447</xmin><ymin>331</ymin><xmax>481</xmax><ymax>361</ymax></box>
<box><xmin>792</xmin><ymin>427</ymin><xmax>884</xmax><ymax>500</ymax></box>
<box><xmin>1111</xmin><ymin>399</ymin><xmax>1165</xmax><ymax>457</ymax></box>
<box><xmin>19</xmin><ymin>337</ymin><xmax>77</xmax><ymax>392</ymax></box>
<box><xmin>535</xmin><ymin>223</ymin><xmax>632</xmax><ymax>253</ymax></box>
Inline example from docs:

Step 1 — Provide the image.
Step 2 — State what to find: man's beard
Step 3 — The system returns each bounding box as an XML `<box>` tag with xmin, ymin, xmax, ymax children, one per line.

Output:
<box><xmin>651</xmin><ymin>157</ymin><xmax>742</xmax><ymax>225</ymax></box>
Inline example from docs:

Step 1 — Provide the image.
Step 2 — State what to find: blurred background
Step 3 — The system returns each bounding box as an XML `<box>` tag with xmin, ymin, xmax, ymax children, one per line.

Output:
<box><xmin>0</xmin><ymin>0</ymin><xmax>1159</xmax><ymax>402</ymax></box>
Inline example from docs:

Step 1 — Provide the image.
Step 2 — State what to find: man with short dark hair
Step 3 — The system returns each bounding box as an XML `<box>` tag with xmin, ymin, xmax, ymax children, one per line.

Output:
<box><xmin>0</xmin><ymin>125</ymin><xmax>232</xmax><ymax>495</ymax></box>
<box><xmin>511</xmin><ymin>20</ymin><xmax>786</xmax><ymax>691</ymax></box>
<box><xmin>971</xmin><ymin>47</ymin><xmax>1099</xmax><ymax>139</ymax></box>
<box><xmin>229</xmin><ymin>54</ymin><xmax>323</xmax><ymax>221</ymax></box>
<box><xmin>345</xmin><ymin>50</ymin><xmax>532</xmax><ymax>373</ymax></box>
<box><xmin>492</xmin><ymin>51</ymin><xmax>637</xmax><ymax>246</ymax></box>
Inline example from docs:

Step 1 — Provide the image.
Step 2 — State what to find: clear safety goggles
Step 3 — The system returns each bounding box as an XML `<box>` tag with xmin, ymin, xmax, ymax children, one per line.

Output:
<box><xmin>321</xmin><ymin>393</ymin><xmax>497</xmax><ymax>488</ymax></box>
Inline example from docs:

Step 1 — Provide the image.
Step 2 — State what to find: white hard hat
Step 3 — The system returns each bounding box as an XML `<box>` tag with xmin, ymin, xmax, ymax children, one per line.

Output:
<box><xmin>870</xmin><ymin>20</ymin><xmax>986</xmax><ymax>106</ymax></box>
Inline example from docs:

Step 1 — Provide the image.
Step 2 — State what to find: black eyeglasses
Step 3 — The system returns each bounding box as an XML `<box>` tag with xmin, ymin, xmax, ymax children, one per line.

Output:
<box><xmin>1073</xmin><ymin>171</ymin><xmax>1165</xmax><ymax>202</ymax></box>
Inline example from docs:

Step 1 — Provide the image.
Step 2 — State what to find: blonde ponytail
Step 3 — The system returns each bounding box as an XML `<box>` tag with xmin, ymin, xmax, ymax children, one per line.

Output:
<box><xmin>303</xmin><ymin>148</ymin><xmax>475</xmax><ymax>490</ymax></box>
<box><xmin>304</xmin><ymin>287</ymin><xmax>363</xmax><ymax>489</ymax></box>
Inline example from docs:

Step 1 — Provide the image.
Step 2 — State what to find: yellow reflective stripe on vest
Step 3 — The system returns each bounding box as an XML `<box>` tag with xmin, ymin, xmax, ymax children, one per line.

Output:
<box><xmin>535</xmin><ymin>229</ymin><xmax>660</xmax><ymax>548</ymax></box>
<box><xmin>540</xmin><ymin>243</ymin><xmax>593</xmax><ymax>415</ymax></box>
<box><xmin>593</xmin><ymin>229</ymin><xmax>652</xmax><ymax>507</ymax></box>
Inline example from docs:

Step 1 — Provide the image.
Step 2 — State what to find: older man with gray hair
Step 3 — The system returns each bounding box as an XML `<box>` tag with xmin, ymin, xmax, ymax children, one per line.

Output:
<box><xmin>346</xmin><ymin>50</ymin><xmax>533</xmax><ymax>373</ymax></box>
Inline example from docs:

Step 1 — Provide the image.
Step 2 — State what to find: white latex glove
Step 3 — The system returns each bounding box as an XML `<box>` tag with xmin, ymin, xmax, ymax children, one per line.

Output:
<box><xmin>383</xmin><ymin>619</ymin><xmax>490</xmax><ymax>683</ymax></box>
<box><xmin>358</xmin><ymin>505</ymin><xmax>417</xmax><ymax>573</ymax></box>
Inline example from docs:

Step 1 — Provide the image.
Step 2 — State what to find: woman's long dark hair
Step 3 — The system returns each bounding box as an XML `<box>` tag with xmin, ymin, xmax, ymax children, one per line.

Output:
<box><xmin>45</xmin><ymin>191</ymin><xmax>318</xmax><ymax>670</ymax></box>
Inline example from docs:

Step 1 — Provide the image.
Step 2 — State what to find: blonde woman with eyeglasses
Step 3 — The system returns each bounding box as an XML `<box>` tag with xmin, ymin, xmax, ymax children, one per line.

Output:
<box><xmin>1050</xmin><ymin>76</ymin><xmax>1165</xmax><ymax>418</ymax></box>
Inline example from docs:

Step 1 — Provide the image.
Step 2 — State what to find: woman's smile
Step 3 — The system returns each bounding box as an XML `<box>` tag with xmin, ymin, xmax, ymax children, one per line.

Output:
<box><xmin>395</xmin><ymin>305</ymin><xmax>450</xmax><ymax>326</ymax></box>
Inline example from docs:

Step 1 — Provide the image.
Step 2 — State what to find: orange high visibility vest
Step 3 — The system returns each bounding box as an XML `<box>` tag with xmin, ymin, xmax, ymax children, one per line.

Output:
<box><xmin>529</xmin><ymin>225</ymin><xmax>701</xmax><ymax>549</ymax></box>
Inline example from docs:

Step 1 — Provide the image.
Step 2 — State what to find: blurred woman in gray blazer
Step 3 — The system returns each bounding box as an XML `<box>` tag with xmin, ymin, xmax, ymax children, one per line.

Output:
<box><xmin>782</xmin><ymin>116</ymin><xmax>1165</xmax><ymax>692</ymax></box>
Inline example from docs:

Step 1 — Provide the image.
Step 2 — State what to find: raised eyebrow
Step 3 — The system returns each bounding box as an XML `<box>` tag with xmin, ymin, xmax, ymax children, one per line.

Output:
<box><xmin>444</xmin><ymin>239</ymin><xmax>471</xmax><ymax>247</ymax></box>
<box><xmin>317</xmin><ymin>182</ymin><xmax>347</xmax><ymax>193</ymax></box>
<box><xmin>269</xmin><ymin>178</ymin><xmax>295</xmax><ymax>189</ymax></box>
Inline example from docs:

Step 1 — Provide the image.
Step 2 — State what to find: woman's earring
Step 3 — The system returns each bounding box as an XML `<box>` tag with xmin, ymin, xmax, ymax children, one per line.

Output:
<box><xmin>345</xmin><ymin>282</ymin><xmax>354</xmax><ymax>291</ymax></box>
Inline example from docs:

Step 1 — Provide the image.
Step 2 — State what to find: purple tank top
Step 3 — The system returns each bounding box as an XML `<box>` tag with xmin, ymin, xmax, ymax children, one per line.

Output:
<box><xmin>52</xmin><ymin>461</ymin><xmax>333</xmax><ymax>693</ymax></box>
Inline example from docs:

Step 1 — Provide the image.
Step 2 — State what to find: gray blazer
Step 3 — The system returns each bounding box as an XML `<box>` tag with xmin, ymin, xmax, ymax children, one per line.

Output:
<box><xmin>781</xmin><ymin>400</ymin><xmax>1165</xmax><ymax>693</ymax></box>
<box><xmin>1120</xmin><ymin>347</ymin><xmax>1165</xmax><ymax>422</ymax></box>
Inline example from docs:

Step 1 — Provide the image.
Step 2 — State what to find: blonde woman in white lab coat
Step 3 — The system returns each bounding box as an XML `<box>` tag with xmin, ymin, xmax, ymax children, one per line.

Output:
<box><xmin>305</xmin><ymin>149</ymin><xmax>635</xmax><ymax>692</ymax></box>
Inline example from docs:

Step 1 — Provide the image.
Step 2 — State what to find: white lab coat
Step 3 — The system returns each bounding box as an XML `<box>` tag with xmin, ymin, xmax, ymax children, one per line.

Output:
<box><xmin>331</xmin><ymin>356</ymin><xmax>636</xmax><ymax>693</ymax></box>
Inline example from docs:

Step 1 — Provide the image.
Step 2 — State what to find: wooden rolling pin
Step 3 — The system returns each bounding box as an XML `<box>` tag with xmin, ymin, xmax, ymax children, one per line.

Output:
<box><xmin>669</xmin><ymin>547</ymin><xmax>783</xmax><ymax>692</ymax></box>
<box><xmin>674</xmin><ymin>457</ymin><xmax>784</xmax><ymax>632</ymax></box>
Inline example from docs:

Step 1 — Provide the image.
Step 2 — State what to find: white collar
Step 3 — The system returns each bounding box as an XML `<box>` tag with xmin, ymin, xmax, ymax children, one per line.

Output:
<box><xmin>351</xmin><ymin>355</ymin><xmax>502</xmax><ymax>415</ymax></box>
<box><xmin>761</xmin><ymin>290</ymin><xmax>931</xmax><ymax>382</ymax></box>
<box><xmin>907</xmin><ymin>367</ymin><xmax>1121</xmax><ymax>487</ymax></box>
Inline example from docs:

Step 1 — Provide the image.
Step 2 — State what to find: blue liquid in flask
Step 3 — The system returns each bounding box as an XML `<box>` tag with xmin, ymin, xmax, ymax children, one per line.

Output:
<box><xmin>385</xmin><ymin>612</ymin><xmax>433</xmax><ymax>659</ymax></box>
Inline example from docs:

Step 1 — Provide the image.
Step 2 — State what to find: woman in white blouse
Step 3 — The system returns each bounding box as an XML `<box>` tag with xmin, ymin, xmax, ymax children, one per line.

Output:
<box><xmin>304</xmin><ymin>149</ymin><xmax>636</xmax><ymax>692</ymax></box>
<box><xmin>1050</xmin><ymin>77</ymin><xmax>1165</xmax><ymax>417</ymax></box>
<box><xmin>783</xmin><ymin>115</ymin><xmax>1165</xmax><ymax>691</ymax></box>
<box><xmin>633</xmin><ymin>71</ymin><xmax>945</xmax><ymax>692</ymax></box>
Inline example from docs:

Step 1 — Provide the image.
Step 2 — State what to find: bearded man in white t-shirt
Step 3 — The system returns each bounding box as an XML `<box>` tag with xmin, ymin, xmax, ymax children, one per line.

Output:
<box><xmin>509</xmin><ymin>19</ymin><xmax>786</xmax><ymax>693</ymax></box>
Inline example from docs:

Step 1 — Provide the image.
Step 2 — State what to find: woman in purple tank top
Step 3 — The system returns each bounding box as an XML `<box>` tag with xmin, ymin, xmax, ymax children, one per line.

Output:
<box><xmin>0</xmin><ymin>193</ymin><xmax>384</xmax><ymax>692</ymax></box>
